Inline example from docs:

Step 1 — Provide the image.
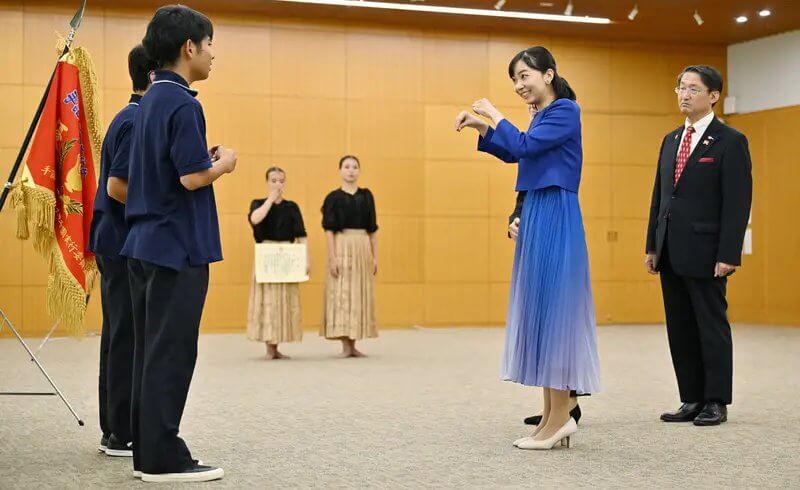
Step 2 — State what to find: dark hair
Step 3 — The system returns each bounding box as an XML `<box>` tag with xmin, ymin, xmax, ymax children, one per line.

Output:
<box><xmin>677</xmin><ymin>65</ymin><xmax>723</xmax><ymax>105</ymax></box>
<box><xmin>142</xmin><ymin>5</ymin><xmax>213</xmax><ymax>67</ymax></box>
<box><xmin>128</xmin><ymin>44</ymin><xmax>158</xmax><ymax>92</ymax></box>
<box><xmin>338</xmin><ymin>155</ymin><xmax>360</xmax><ymax>169</ymax></box>
<box><xmin>507</xmin><ymin>46</ymin><xmax>576</xmax><ymax>101</ymax></box>
<box><xmin>265</xmin><ymin>166</ymin><xmax>285</xmax><ymax>180</ymax></box>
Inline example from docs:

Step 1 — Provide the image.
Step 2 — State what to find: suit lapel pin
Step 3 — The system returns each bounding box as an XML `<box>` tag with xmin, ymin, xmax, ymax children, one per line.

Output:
<box><xmin>702</xmin><ymin>139</ymin><xmax>710</xmax><ymax>145</ymax></box>
<box><xmin>674</xmin><ymin>134</ymin><xmax>679</xmax><ymax>140</ymax></box>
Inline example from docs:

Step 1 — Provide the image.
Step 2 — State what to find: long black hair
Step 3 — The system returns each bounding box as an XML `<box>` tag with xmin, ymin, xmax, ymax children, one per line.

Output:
<box><xmin>508</xmin><ymin>46</ymin><xmax>576</xmax><ymax>101</ymax></box>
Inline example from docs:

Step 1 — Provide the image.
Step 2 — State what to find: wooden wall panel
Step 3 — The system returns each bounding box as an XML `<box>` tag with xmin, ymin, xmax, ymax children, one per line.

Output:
<box><xmin>7</xmin><ymin>3</ymin><xmax>774</xmax><ymax>338</ymax></box>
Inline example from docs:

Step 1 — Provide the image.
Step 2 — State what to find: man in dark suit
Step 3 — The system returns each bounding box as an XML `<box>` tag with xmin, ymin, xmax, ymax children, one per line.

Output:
<box><xmin>645</xmin><ymin>65</ymin><xmax>752</xmax><ymax>426</ymax></box>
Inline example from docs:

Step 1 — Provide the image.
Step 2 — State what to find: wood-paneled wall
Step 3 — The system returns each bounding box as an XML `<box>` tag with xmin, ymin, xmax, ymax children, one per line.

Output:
<box><xmin>727</xmin><ymin>106</ymin><xmax>800</xmax><ymax>325</ymax></box>
<box><xmin>1</xmin><ymin>3</ymin><xmax>739</xmax><ymax>337</ymax></box>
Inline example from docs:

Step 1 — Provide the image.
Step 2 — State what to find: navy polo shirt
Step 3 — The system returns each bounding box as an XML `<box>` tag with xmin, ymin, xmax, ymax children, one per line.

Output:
<box><xmin>120</xmin><ymin>70</ymin><xmax>222</xmax><ymax>271</ymax></box>
<box><xmin>88</xmin><ymin>94</ymin><xmax>140</xmax><ymax>259</ymax></box>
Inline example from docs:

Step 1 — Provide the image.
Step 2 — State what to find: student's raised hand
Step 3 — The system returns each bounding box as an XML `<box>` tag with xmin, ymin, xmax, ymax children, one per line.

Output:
<box><xmin>455</xmin><ymin>110</ymin><xmax>486</xmax><ymax>132</ymax></box>
<box><xmin>528</xmin><ymin>104</ymin><xmax>538</xmax><ymax>120</ymax></box>
<box><xmin>267</xmin><ymin>187</ymin><xmax>282</xmax><ymax>203</ymax></box>
<box><xmin>472</xmin><ymin>98</ymin><xmax>503</xmax><ymax>122</ymax></box>
<box><xmin>208</xmin><ymin>144</ymin><xmax>221</xmax><ymax>161</ymax></box>
<box><xmin>217</xmin><ymin>146</ymin><xmax>238</xmax><ymax>173</ymax></box>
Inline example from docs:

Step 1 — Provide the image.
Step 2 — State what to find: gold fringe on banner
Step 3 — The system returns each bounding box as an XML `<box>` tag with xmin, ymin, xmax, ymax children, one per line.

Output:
<box><xmin>9</xmin><ymin>181</ymin><xmax>57</xmax><ymax>254</ymax></box>
<box><xmin>9</xmin><ymin>39</ymin><xmax>104</xmax><ymax>334</ymax></box>
<box><xmin>47</xmin><ymin>252</ymin><xmax>91</xmax><ymax>332</ymax></box>
<box><xmin>57</xmin><ymin>38</ymin><xmax>103</xmax><ymax>173</ymax></box>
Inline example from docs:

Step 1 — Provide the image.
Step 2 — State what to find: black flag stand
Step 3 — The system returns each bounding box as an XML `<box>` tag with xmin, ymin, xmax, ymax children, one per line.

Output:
<box><xmin>0</xmin><ymin>0</ymin><xmax>88</xmax><ymax>426</ymax></box>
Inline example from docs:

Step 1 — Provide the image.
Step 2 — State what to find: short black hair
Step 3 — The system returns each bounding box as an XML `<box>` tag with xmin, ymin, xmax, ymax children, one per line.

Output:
<box><xmin>677</xmin><ymin>65</ymin><xmax>723</xmax><ymax>93</ymax></box>
<box><xmin>128</xmin><ymin>44</ymin><xmax>158</xmax><ymax>92</ymax></box>
<box><xmin>142</xmin><ymin>5</ymin><xmax>213</xmax><ymax>67</ymax></box>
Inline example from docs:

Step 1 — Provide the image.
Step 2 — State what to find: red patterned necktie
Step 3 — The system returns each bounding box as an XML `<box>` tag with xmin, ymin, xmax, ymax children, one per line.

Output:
<box><xmin>674</xmin><ymin>126</ymin><xmax>695</xmax><ymax>185</ymax></box>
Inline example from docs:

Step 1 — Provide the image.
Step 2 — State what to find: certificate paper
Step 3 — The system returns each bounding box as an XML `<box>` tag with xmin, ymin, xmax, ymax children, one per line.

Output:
<box><xmin>254</xmin><ymin>243</ymin><xmax>309</xmax><ymax>283</ymax></box>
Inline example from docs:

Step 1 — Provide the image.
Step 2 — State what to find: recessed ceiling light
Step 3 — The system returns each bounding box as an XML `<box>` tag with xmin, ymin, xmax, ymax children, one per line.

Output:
<box><xmin>494</xmin><ymin>0</ymin><xmax>506</xmax><ymax>10</ymax></box>
<box><xmin>627</xmin><ymin>4</ymin><xmax>638</xmax><ymax>21</ymax></box>
<box><xmin>693</xmin><ymin>10</ymin><xmax>703</xmax><ymax>26</ymax></box>
<box><xmin>539</xmin><ymin>1</ymin><xmax>554</xmax><ymax>6</ymax></box>
<box><xmin>758</xmin><ymin>9</ymin><xmax>771</xmax><ymax>17</ymax></box>
<box><xmin>736</xmin><ymin>15</ymin><xmax>748</xmax><ymax>23</ymax></box>
<box><xmin>564</xmin><ymin>1</ymin><xmax>573</xmax><ymax>16</ymax></box>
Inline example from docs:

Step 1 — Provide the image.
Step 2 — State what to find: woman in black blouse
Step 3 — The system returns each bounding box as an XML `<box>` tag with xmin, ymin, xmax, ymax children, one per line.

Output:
<box><xmin>247</xmin><ymin>167</ymin><xmax>309</xmax><ymax>360</ymax></box>
<box><xmin>321</xmin><ymin>155</ymin><xmax>378</xmax><ymax>357</ymax></box>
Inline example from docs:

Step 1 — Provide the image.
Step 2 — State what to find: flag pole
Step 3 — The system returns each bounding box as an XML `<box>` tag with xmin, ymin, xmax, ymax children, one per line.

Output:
<box><xmin>0</xmin><ymin>0</ymin><xmax>86</xmax><ymax>213</ymax></box>
<box><xmin>0</xmin><ymin>0</ymin><xmax>88</xmax><ymax>427</ymax></box>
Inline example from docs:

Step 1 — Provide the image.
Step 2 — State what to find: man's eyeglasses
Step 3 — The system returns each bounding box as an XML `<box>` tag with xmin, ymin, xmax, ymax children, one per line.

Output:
<box><xmin>675</xmin><ymin>86</ymin><xmax>708</xmax><ymax>97</ymax></box>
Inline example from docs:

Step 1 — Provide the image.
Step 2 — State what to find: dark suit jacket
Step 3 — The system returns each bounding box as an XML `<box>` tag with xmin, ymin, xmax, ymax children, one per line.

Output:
<box><xmin>646</xmin><ymin>117</ymin><xmax>752</xmax><ymax>278</ymax></box>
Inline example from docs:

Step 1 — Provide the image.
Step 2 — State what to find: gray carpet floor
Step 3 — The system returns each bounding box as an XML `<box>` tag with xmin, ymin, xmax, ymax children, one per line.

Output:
<box><xmin>1</xmin><ymin>325</ymin><xmax>799</xmax><ymax>488</ymax></box>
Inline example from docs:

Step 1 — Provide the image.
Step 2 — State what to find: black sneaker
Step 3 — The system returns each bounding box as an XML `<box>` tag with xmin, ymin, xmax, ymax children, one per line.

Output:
<box><xmin>98</xmin><ymin>434</ymin><xmax>109</xmax><ymax>453</ymax></box>
<box><xmin>104</xmin><ymin>434</ymin><xmax>133</xmax><ymax>457</ymax></box>
<box><xmin>141</xmin><ymin>464</ymin><xmax>224</xmax><ymax>483</ymax></box>
<box><xmin>134</xmin><ymin>460</ymin><xmax>202</xmax><ymax>479</ymax></box>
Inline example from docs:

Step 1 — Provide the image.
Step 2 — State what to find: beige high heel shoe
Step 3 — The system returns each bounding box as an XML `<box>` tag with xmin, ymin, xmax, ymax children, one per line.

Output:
<box><xmin>515</xmin><ymin>418</ymin><xmax>578</xmax><ymax>450</ymax></box>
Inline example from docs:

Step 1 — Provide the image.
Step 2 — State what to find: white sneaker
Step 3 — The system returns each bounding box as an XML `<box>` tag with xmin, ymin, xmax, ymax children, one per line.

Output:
<box><xmin>141</xmin><ymin>464</ymin><xmax>222</xmax><ymax>483</ymax></box>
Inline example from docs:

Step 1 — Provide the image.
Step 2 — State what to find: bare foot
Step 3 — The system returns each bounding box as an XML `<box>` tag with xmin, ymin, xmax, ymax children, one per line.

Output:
<box><xmin>338</xmin><ymin>350</ymin><xmax>353</xmax><ymax>358</ymax></box>
<box><xmin>266</xmin><ymin>344</ymin><xmax>288</xmax><ymax>360</ymax></box>
<box><xmin>350</xmin><ymin>348</ymin><xmax>366</xmax><ymax>358</ymax></box>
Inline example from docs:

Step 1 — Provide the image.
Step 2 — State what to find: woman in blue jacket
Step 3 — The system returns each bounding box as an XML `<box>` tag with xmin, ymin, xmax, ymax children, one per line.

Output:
<box><xmin>455</xmin><ymin>46</ymin><xmax>600</xmax><ymax>450</ymax></box>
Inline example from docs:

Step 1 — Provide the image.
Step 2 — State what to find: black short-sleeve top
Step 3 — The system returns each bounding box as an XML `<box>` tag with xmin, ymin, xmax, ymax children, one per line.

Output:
<box><xmin>321</xmin><ymin>188</ymin><xmax>378</xmax><ymax>233</ymax></box>
<box><xmin>249</xmin><ymin>199</ymin><xmax>307</xmax><ymax>243</ymax></box>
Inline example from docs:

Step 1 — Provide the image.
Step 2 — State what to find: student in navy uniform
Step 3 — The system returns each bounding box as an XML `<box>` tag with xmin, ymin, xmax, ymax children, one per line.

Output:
<box><xmin>121</xmin><ymin>5</ymin><xmax>236</xmax><ymax>483</ymax></box>
<box><xmin>88</xmin><ymin>44</ymin><xmax>157</xmax><ymax>459</ymax></box>
<box><xmin>321</xmin><ymin>155</ymin><xmax>379</xmax><ymax>357</ymax></box>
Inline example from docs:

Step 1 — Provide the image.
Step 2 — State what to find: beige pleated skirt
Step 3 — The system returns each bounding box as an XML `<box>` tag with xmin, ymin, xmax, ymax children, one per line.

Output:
<box><xmin>247</xmin><ymin>242</ymin><xmax>303</xmax><ymax>344</ymax></box>
<box><xmin>322</xmin><ymin>229</ymin><xmax>377</xmax><ymax>340</ymax></box>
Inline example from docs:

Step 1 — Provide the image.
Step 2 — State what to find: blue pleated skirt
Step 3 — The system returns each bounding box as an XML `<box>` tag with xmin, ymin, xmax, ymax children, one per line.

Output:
<box><xmin>500</xmin><ymin>186</ymin><xmax>601</xmax><ymax>394</ymax></box>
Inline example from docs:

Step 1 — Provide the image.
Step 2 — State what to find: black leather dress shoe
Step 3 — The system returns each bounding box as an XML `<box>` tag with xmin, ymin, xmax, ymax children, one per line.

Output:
<box><xmin>523</xmin><ymin>404</ymin><xmax>582</xmax><ymax>425</ymax></box>
<box><xmin>660</xmin><ymin>402</ymin><xmax>702</xmax><ymax>422</ymax></box>
<box><xmin>693</xmin><ymin>402</ymin><xmax>728</xmax><ymax>426</ymax></box>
